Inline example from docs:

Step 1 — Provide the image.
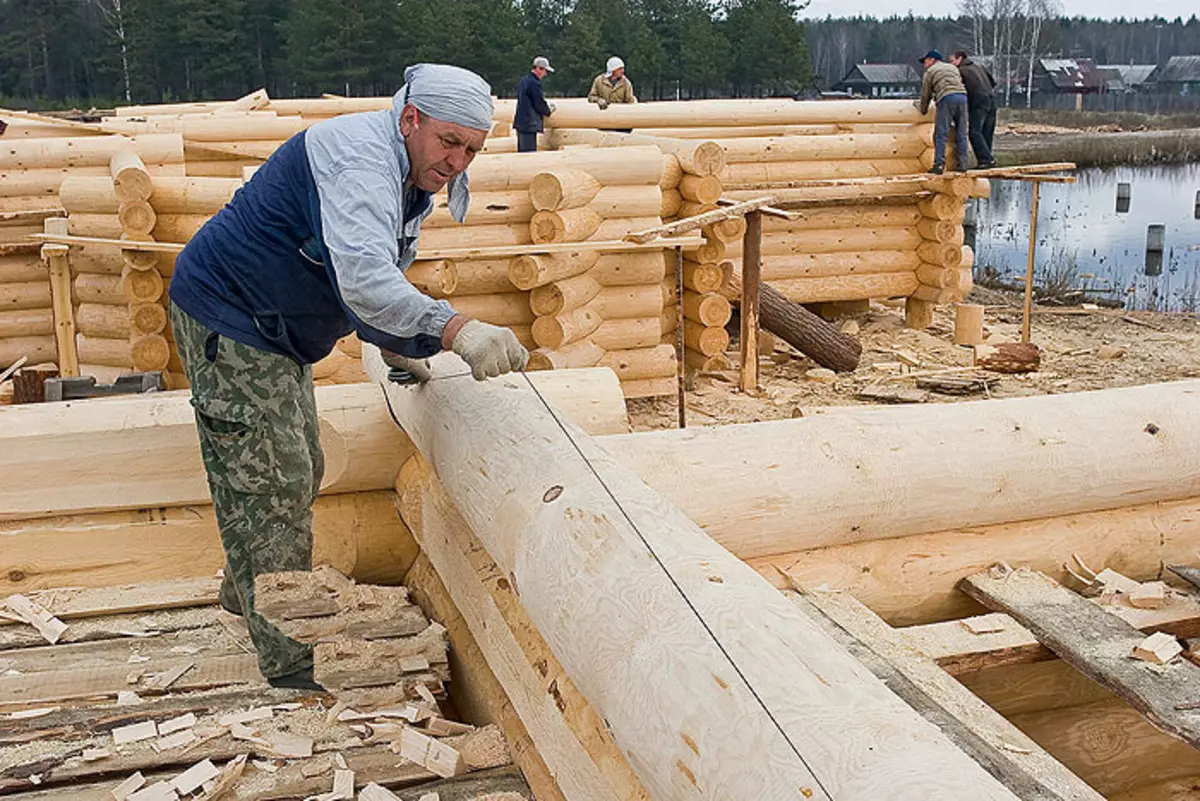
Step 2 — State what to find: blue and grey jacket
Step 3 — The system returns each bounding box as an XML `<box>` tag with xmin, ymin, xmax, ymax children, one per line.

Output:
<box><xmin>513</xmin><ymin>72</ymin><xmax>552</xmax><ymax>134</ymax></box>
<box><xmin>170</xmin><ymin>93</ymin><xmax>459</xmax><ymax>364</ymax></box>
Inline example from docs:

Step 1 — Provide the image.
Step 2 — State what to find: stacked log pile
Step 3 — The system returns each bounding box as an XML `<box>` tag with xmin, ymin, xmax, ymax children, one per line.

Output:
<box><xmin>0</xmin><ymin>211</ymin><xmax>57</xmax><ymax>367</ymax></box>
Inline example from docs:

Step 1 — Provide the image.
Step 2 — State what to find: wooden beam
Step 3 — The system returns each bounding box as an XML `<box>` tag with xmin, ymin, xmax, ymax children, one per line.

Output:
<box><xmin>961</xmin><ymin>566</ymin><xmax>1200</xmax><ymax>749</ymax></box>
<box><xmin>739</xmin><ymin>209</ymin><xmax>762</xmax><ymax>393</ymax></box>
<box><xmin>397</xmin><ymin>454</ymin><xmax>647</xmax><ymax>801</ymax></box>
<box><xmin>903</xmin><ymin>591</ymin><xmax>1200</xmax><ymax>675</ymax></box>
<box><xmin>787</xmin><ymin>582</ymin><xmax>1102</xmax><ymax>800</ymax></box>
<box><xmin>365</xmin><ymin>347</ymin><xmax>1020</xmax><ymax>800</ymax></box>
<box><xmin>623</xmin><ymin>196</ymin><xmax>775</xmax><ymax>243</ymax></box>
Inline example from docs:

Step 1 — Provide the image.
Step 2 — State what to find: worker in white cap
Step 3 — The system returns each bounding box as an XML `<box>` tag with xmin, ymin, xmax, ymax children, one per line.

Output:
<box><xmin>588</xmin><ymin>56</ymin><xmax>637</xmax><ymax>109</ymax></box>
<box><xmin>514</xmin><ymin>56</ymin><xmax>556</xmax><ymax>152</ymax></box>
<box><xmin>169</xmin><ymin>63</ymin><xmax>527</xmax><ymax>693</ymax></box>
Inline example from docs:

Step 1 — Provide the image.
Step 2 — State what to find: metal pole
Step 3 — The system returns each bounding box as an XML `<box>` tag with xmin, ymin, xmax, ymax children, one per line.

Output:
<box><xmin>1021</xmin><ymin>179</ymin><xmax>1041</xmax><ymax>344</ymax></box>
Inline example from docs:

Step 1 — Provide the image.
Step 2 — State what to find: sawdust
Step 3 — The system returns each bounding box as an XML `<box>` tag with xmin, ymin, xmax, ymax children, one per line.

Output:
<box><xmin>629</xmin><ymin>295</ymin><xmax>1200</xmax><ymax>431</ymax></box>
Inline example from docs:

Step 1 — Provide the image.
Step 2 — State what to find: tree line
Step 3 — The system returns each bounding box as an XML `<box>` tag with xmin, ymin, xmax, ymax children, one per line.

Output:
<box><xmin>0</xmin><ymin>0</ymin><xmax>812</xmax><ymax>108</ymax></box>
<box><xmin>1</xmin><ymin>0</ymin><xmax>1198</xmax><ymax>111</ymax></box>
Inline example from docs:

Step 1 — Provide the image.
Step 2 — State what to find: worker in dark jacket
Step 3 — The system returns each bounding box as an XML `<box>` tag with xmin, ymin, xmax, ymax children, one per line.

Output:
<box><xmin>513</xmin><ymin>56</ymin><xmax>555</xmax><ymax>152</ymax></box>
<box><xmin>952</xmin><ymin>50</ymin><xmax>998</xmax><ymax>169</ymax></box>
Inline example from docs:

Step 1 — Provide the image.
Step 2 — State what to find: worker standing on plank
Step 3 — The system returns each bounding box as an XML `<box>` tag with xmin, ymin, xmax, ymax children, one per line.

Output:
<box><xmin>917</xmin><ymin>49</ymin><xmax>969</xmax><ymax>174</ymax></box>
<box><xmin>951</xmin><ymin>50</ymin><xmax>998</xmax><ymax>169</ymax></box>
<box><xmin>514</xmin><ymin>56</ymin><xmax>555</xmax><ymax>153</ymax></box>
<box><xmin>168</xmin><ymin>63</ymin><xmax>528</xmax><ymax>692</ymax></box>
<box><xmin>588</xmin><ymin>56</ymin><xmax>637</xmax><ymax>109</ymax></box>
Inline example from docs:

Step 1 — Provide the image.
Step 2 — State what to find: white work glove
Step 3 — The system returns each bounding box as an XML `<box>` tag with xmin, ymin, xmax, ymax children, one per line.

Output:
<box><xmin>381</xmin><ymin>351</ymin><xmax>432</xmax><ymax>383</ymax></box>
<box><xmin>597</xmin><ymin>98</ymin><xmax>609</xmax><ymax>110</ymax></box>
<box><xmin>451</xmin><ymin>320</ymin><xmax>529</xmax><ymax>381</ymax></box>
<box><xmin>547</xmin><ymin>103</ymin><xmax>557</xmax><ymax>115</ymax></box>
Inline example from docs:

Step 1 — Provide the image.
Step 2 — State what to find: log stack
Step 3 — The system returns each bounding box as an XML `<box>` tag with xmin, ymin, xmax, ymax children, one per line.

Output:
<box><xmin>0</xmin><ymin>215</ymin><xmax>56</xmax><ymax>370</ymax></box>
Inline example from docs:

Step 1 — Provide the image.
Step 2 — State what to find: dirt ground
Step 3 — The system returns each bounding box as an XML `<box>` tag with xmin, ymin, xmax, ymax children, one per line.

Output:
<box><xmin>628</xmin><ymin>287</ymin><xmax>1200</xmax><ymax>431</ymax></box>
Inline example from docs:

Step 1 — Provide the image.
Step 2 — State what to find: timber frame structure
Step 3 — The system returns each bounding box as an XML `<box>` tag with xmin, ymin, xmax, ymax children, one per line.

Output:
<box><xmin>3</xmin><ymin>362</ymin><xmax>1200</xmax><ymax>798</ymax></box>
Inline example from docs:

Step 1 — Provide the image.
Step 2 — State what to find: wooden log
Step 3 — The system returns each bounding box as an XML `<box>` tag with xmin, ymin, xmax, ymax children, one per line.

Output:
<box><xmin>424</xmin><ymin>190</ymin><xmax>535</xmax><ymax>228</ymax></box>
<box><xmin>770</xmin><ymin>272</ymin><xmax>920</xmax><ymax>304</ymax></box>
<box><xmin>0</xmin><ymin>280</ymin><xmax>52</xmax><ymax>311</ymax></box>
<box><xmin>0</xmin><ymin>373</ymin><xmax>626</xmax><ymax>521</ymax></box>
<box><xmin>0</xmin><ymin>134</ymin><xmax>184</xmax><ymax>171</ymax></box>
<box><xmin>544</xmin><ymin>129</ymin><xmax>726</xmax><ymax>177</ymax></box>
<box><xmin>659</xmin><ymin>154</ymin><xmax>683</xmax><ymax>189</ymax></box>
<box><xmin>151</xmin><ymin>214</ymin><xmax>209</xmax><ymax>243</ymax></box>
<box><xmin>682</xmin><ymin>261</ymin><xmax>725</xmax><ymax>293</ymax></box>
<box><xmin>915</xmin><ymin>264</ymin><xmax>961</xmax><ymax>289</ymax></box>
<box><xmin>682</xmin><ymin>318</ymin><xmax>728</xmax><ymax>355</ymax></box>
<box><xmin>75</xmin><ymin>303</ymin><xmax>131</xmax><ymax>338</ymax></box>
<box><xmin>445</xmin><ymin>293</ymin><xmax>533</xmax><ymax>328</ymax></box>
<box><xmin>185</xmin><ymin>158</ymin><xmax>262</xmax><ymax>178</ymax></box>
<box><xmin>925</xmin><ymin>175</ymin><xmax>976</xmax><ymax>198</ymax></box>
<box><xmin>110</xmin><ymin>151</ymin><xmax>153</xmax><ymax>204</ymax></box>
<box><xmin>971</xmin><ymin>177</ymin><xmax>992</xmax><ymax>198</ymax></box>
<box><xmin>67</xmin><ymin>213</ymin><xmax>123</xmax><ymax>239</ymax></box>
<box><xmin>682</xmin><ymin>290</ymin><xmax>732</xmax><ymax>327</ymax></box>
<box><xmin>531</xmin><ymin>305</ymin><xmax>601</xmax><ymax>349</ymax></box>
<box><xmin>0</xmin><ymin>308</ymin><xmax>53</xmax><ymax>338</ymax></box>
<box><xmin>718</xmin><ymin>133</ymin><xmax>928</xmax><ymax>163</ymax></box>
<box><xmin>418</xmin><ymin>222</ymin><xmax>530</xmax><ymax>251</ymax></box>
<box><xmin>129</xmin><ymin>333</ymin><xmax>170</xmax><ymax>371</ymax></box>
<box><xmin>758</xmin><ymin>251</ymin><xmax>922</xmax><ymax>281</ymax></box>
<box><xmin>602</xmin><ymin>379</ymin><xmax>1200</xmax><ymax>574</ymax></box>
<box><xmin>918</xmin><ymin>195</ymin><xmax>966</xmax><ymax>222</ymax></box>
<box><xmin>596</xmin><ymin>345</ymin><xmax>676</xmax><ymax>381</ymax></box>
<box><xmin>961</xmin><ymin>566</ymin><xmax>1200</xmax><ymax>749</ymax></box>
<box><xmin>917</xmin><ymin>241</ymin><xmax>964</xmax><ymax>268</ymax></box>
<box><xmin>728</xmin><ymin>227</ymin><xmax>922</xmax><ymax>257</ymax></box>
<box><xmin>686</xmin><ymin>237</ymin><xmax>725</xmax><ymax>264</ymax></box>
<box><xmin>74</xmin><ymin>273</ymin><xmax>124</xmax><ymax>304</ymax></box>
<box><xmin>905</xmin><ymin>297</ymin><xmax>935</xmax><ymax>329</ymax></box>
<box><xmin>368</xmin><ymin>348</ymin><xmax>1018</xmax><ymax>801</ymax></box>
<box><xmin>508</xmin><ymin>251</ymin><xmax>600</xmax><ymax>290</ymax></box>
<box><xmin>399</xmin><ymin>459</ymin><xmax>648</xmax><ymax>801</ymax></box>
<box><xmin>117</xmin><ymin>201</ymin><xmax>157</xmax><ymax>236</ymax></box>
<box><xmin>722</xmin><ymin>159</ymin><xmax>926</xmax><ymax>187</ymax></box>
<box><xmin>916</xmin><ymin>218</ymin><xmax>965</xmax><ymax>244</ymax></box>
<box><xmin>530</xmin><ymin>275</ymin><xmax>600</xmax><ymax>316</ymax></box>
<box><xmin>660</xmin><ymin>189</ymin><xmax>682</xmax><ymax>218</ymax></box>
<box><xmin>404</xmin><ymin>259</ymin><xmax>458</xmax><ymax>297</ymax></box>
<box><xmin>759</xmin><ymin>282</ymin><xmax>861</xmax><ymax>373</ymax></box>
<box><xmin>677</xmin><ymin>174</ymin><xmax>722</xmax><ymax>205</ymax></box>
<box><xmin>584</xmin><ymin>185</ymin><xmax>664</xmax><ymax>220</ymax></box>
<box><xmin>591</xmin><ymin>285</ymin><xmax>664</xmax><ymax>320</ymax></box>
<box><xmin>530</xmin><ymin>207</ymin><xmax>603</xmax><ymax>244</ymax></box>
<box><xmin>764</xmin><ymin>205</ymin><xmax>921</xmax><ymax>231</ymax></box>
<box><xmin>100</xmin><ymin>116</ymin><xmax>307</xmax><ymax>142</ymax></box>
<box><xmin>529</xmin><ymin>170</ymin><xmax>601</xmax><ymax>211</ymax></box>
<box><xmin>909</xmin><ymin>284</ymin><xmax>962</xmax><ymax>304</ymax></box>
<box><xmin>0</xmin><ymin>254</ymin><xmax>47</xmax><ymax>284</ymax></box>
<box><xmin>526</xmin><ymin>340</ymin><xmax>605</xmax><ymax>371</ymax></box>
<box><xmin>0</xmin><ymin>335</ymin><xmax>55</xmax><ymax>367</ymax></box>
<box><xmin>975</xmin><ymin>342</ymin><xmax>1040</xmax><ymax>373</ymax></box>
<box><xmin>954</xmin><ymin>303</ymin><xmax>985</xmax><ymax>346</ymax></box>
<box><xmin>128</xmin><ymin>302</ymin><xmax>167</xmax><ymax>338</ymax></box>
<box><xmin>467</xmin><ymin>147</ymin><xmax>666</xmax><ymax>190</ymax></box>
<box><xmin>591</xmin><ymin>318</ymin><xmax>662</xmax><ymax>350</ymax></box>
<box><xmin>619</xmin><ymin>376</ymin><xmax>676</xmax><ymax>398</ymax></box>
<box><xmin>121</xmin><ymin>266</ymin><xmax>164</xmax><ymax>304</ymax></box>
<box><xmin>75</xmin><ymin>334</ymin><xmax>132</xmax><ymax>367</ymax></box>
<box><xmin>540</xmin><ymin>98</ymin><xmax>928</xmax><ymax>128</ymax></box>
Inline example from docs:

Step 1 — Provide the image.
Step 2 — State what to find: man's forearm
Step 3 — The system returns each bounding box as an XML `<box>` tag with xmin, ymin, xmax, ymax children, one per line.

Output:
<box><xmin>441</xmin><ymin>313</ymin><xmax>469</xmax><ymax>350</ymax></box>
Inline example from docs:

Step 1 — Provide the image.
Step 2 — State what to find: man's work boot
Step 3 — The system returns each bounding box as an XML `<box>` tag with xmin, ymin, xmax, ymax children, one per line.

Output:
<box><xmin>927</xmin><ymin>164</ymin><xmax>945</xmax><ymax>175</ymax></box>
<box><xmin>268</xmin><ymin>666</ymin><xmax>326</xmax><ymax>693</ymax></box>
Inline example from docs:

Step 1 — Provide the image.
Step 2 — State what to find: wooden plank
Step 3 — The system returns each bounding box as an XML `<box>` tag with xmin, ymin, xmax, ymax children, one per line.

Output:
<box><xmin>624</xmin><ymin>196</ymin><xmax>775</xmax><ymax>243</ymax></box>
<box><xmin>961</xmin><ymin>566</ymin><xmax>1200</xmax><ymax>748</ymax></box>
<box><xmin>904</xmin><ymin>590</ymin><xmax>1200</xmax><ymax>674</ymax></box>
<box><xmin>370</xmin><ymin>348</ymin><xmax>1020</xmax><ymax>801</ymax></box>
<box><xmin>254</xmin><ymin>567</ymin><xmax>427</xmax><ymax>642</ymax></box>
<box><xmin>0</xmin><ymin>578</ymin><xmax>220</xmax><ymax>628</ymax></box>
<box><xmin>788</xmin><ymin>584</ymin><xmax>1102</xmax><ymax>800</ymax></box>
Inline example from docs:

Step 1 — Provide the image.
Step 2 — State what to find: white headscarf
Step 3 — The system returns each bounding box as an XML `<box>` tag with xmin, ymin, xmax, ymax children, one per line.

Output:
<box><xmin>393</xmin><ymin>64</ymin><xmax>494</xmax><ymax>223</ymax></box>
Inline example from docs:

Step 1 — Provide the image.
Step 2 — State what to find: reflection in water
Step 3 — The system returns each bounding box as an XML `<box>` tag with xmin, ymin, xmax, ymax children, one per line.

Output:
<box><xmin>971</xmin><ymin>164</ymin><xmax>1200</xmax><ymax>311</ymax></box>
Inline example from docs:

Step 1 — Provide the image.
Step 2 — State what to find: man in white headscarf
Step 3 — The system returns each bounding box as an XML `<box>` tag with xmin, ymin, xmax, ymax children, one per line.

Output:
<box><xmin>588</xmin><ymin>56</ymin><xmax>637</xmax><ymax>109</ymax></box>
<box><xmin>168</xmin><ymin>64</ymin><xmax>527</xmax><ymax>691</ymax></box>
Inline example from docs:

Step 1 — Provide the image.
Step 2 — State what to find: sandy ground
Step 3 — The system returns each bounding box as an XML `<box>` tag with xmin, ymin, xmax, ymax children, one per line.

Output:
<box><xmin>628</xmin><ymin>288</ymin><xmax>1200</xmax><ymax>431</ymax></box>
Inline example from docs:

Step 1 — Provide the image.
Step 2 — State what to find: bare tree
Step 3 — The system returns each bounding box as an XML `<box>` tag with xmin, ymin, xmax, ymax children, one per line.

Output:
<box><xmin>93</xmin><ymin>0</ymin><xmax>132</xmax><ymax>102</ymax></box>
<box><xmin>1022</xmin><ymin>0</ymin><xmax>1059</xmax><ymax>108</ymax></box>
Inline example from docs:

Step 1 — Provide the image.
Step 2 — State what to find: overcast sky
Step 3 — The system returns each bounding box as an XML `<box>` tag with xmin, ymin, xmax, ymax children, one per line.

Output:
<box><xmin>798</xmin><ymin>0</ymin><xmax>1196</xmax><ymax>20</ymax></box>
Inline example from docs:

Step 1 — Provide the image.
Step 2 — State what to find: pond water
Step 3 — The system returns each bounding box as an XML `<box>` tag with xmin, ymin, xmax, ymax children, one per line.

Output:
<box><xmin>970</xmin><ymin>163</ymin><xmax>1200</xmax><ymax>311</ymax></box>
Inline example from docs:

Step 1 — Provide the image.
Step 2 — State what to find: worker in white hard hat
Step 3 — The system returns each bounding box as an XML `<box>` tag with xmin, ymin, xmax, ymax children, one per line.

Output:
<box><xmin>588</xmin><ymin>56</ymin><xmax>637</xmax><ymax>109</ymax></box>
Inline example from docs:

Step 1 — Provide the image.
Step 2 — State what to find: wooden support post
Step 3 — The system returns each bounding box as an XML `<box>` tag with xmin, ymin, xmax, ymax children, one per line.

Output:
<box><xmin>41</xmin><ymin>217</ymin><xmax>78</xmax><ymax>377</ymax></box>
<box><xmin>740</xmin><ymin>209</ymin><xmax>762</xmax><ymax>393</ymax></box>
<box><xmin>961</xmin><ymin>565</ymin><xmax>1200</xmax><ymax>749</ymax></box>
<box><xmin>1021</xmin><ymin>179</ymin><xmax>1041</xmax><ymax>344</ymax></box>
<box><xmin>787</xmin><ymin>581</ymin><xmax>1103</xmax><ymax>801</ymax></box>
<box><xmin>954</xmin><ymin>303</ymin><xmax>985</xmax><ymax>346</ymax></box>
<box><xmin>365</xmin><ymin>347</ymin><xmax>1021</xmax><ymax>801</ymax></box>
<box><xmin>674</xmin><ymin>246</ymin><xmax>686</xmax><ymax>429</ymax></box>
<box><xmin>905</xmin><ymin>297</ymin><xmax>935</xmax><ymax>330</ymax></box>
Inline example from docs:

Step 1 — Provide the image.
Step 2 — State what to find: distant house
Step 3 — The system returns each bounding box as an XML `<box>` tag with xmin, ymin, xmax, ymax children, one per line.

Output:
<box><xmin>1156</xmin><ymin>56</ymin><xmax>1200</xmax><ymax>94</ymax></box>
<box><xmin>833</xmin><ymin>64</ymin><xmax>922</xmax><ymax>98</ymax></box>
<box><xmin>1032</xmin><ymin>58</ymin><xmax>1105</xmax><ymax>94</ymax></box>
<box><xmin>1098</xmin><ymin>64</ymin><xmax>1159</xmax><ymax>93</ymax></box>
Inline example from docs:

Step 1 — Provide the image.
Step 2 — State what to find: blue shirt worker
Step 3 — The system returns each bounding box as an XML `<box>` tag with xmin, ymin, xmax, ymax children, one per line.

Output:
<box><xmin>168</xmin><ymin>63</ymin><xmax>528</xmax><ymax>692</ymax></box>
<box><xmin>514</xmin><ymin>56</ymin><xmax>555</xmax><ymax>152</ymax></box>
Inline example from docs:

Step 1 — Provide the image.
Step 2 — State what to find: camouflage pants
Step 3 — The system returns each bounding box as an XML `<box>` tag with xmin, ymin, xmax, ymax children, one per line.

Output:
<box><xmin>170</xmin><ymin>303</ymin><xmax>323</xmax><ymax>679</ymax></box>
